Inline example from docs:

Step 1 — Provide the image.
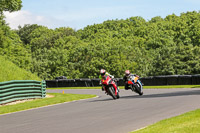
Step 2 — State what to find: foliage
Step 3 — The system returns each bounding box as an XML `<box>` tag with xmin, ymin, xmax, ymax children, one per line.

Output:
<box><xmin>0</xmin><ymin>0</ymin><xmax>22</xmax><ymax>14</ymax></box>
<box><xmin>1</xmin><ymin>7</ymin><xmax>200</xmax><ymax>80</ymax></box>
<box><xmin>17</xmin><ymin>24</ymin><xmax>42</xmax><ymax>45</ymax></box>
<box><xmin>0</xmin><ymin>16</ymin><xmax>32</xmax><ymax>70</ymax></box>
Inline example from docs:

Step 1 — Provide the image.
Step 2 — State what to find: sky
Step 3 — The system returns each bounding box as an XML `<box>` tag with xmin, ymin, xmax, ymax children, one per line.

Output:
<box><xmin>4</xmin><ymin>0</ymin><xmax>200</xmax><ymax>30</ymax></box>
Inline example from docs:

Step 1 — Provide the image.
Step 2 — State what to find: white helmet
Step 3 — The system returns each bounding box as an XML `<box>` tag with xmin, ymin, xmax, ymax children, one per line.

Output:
<box><xmin>100</xmin><ymin>69</ymin><xmax>106</xmax><ymax>76</ymax></box>
<box><xmin>125</xmin><ymin>70</ymin><xmax>130</xmax><ymax>76</ymax></box>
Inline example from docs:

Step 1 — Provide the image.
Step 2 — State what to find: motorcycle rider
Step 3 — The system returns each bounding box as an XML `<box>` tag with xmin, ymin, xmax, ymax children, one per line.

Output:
<box><xmin>99</xmin><ymin>69</ymin><xmax>114</xmax><ymax>85</ymax></box>
<box><xmin>99</xmin><ymin>69</ymin><xmax>118</xmax><ymax>91</ymax></box>
<box><xmin>123</xmin><ymin>70</ymin><xmax>140</xmax><ymax>90</ymax></box>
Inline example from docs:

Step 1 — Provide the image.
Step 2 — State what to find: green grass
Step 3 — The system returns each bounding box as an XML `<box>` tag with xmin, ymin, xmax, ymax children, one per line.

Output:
<box><xmin>47</xmin><ymin>85</ymin><xmax>200</xmax><ymax>89</ymax></box>
<box><xmin>47</xmin><ymin>86</ymin><xmax>102</xmax><ymax>89</ymax></box>
<box><xmin>132</xmin><ymin>109</ymin><xmax>200</xmax><ymax>133</ymax></box>
<box><xmin>0</xmin><ymin>93</ymin><xmax>96</xmax><ymax>115</ymax></box>
<box><xmin>0</xmin><ymin>56</ymin><xmax>41</xmax><ymax>82</ymax></box>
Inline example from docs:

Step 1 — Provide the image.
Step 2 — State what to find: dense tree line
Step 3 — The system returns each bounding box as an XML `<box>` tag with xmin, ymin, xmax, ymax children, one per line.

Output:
<box><xmin>0</xmin><ymin>0</ymin><xmax>31</xmax><ymax>71</ymax></box>
<box><xmin>1</xmin><ymin>0</ymin><xmax>200</xmax><ymax>79</ymax></box>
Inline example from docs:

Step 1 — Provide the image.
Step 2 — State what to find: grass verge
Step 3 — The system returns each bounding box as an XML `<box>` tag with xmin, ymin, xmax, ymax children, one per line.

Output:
<box><xmin>0</xmin><ymin>56</ymin><xmax>41</xmax><ymax>82</ymax></box>
<box><xmin>132</xmin><ymin>109</ymin><xmax>200</xmax><ymax>133</ymax></box>
<box><xmin>47</xmin><ymin>85</ymin><xmax>200</xmax><ymax>89</ymax></box>
<box><xmin>0</xmin><ymin>93</ymin><xmax>96</xmax><ymax>115</ymax></box>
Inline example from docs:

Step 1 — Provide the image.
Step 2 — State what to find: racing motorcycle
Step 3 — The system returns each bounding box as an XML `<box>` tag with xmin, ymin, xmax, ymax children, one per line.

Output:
<box><xmin>127</xmin><ymin>75</ymin><xmax>143</xmax><ymax>95</ymax></box>
<box><xmin>101</xmin><ymin>75</ymin><xmax>120</xmax><ymax>99</ymax></box>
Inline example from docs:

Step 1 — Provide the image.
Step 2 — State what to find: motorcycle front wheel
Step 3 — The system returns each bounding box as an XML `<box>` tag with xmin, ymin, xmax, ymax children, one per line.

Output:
<box><xmin>108</xmin><ymin>86</ymin><xmax>117</xmax><ymax>99</ymax></box>
<box><xmin>135</xmin><ymin>83</ymin><xmax>143</xmax><ymax>96</ymax></box>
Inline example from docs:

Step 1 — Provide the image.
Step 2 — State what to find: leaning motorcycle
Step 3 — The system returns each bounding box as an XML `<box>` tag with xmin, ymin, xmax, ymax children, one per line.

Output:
<box><xmin>101</xmin><ymin>75</ymin><xmax>120</xmax><ymax>99</ymax></box>
<box><xmin>127</xmin><ymin>75</ymin><xmax>143</xmax><ymax>95</ymax></box>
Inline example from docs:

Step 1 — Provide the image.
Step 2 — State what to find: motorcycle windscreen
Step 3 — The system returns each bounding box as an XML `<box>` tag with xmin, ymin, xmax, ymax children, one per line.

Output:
<box><xmin>134</xmin><ymin>77</ymin><xmax>139</xmax><ymax>83</ymax></box>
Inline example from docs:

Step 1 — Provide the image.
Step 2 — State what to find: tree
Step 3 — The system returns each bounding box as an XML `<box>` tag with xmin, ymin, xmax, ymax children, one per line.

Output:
<box><xmin>0</xmin><ymin>0</ymin><xmax>22</xmax><ymax>14</ymax></box>
<box><xmin>16</xmin><ymin>24</ymin><xmax>42</xmax><ymax>45</ymax></box>
<box><xmin>7</xmin><ymin>10</ymin><xmax>200</xmax><ymax>79</ymax></box>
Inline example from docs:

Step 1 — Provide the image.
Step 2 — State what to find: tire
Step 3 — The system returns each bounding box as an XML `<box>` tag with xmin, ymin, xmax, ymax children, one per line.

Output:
<box><xmin>135</xmin><ymin>83</ymin><xmax>143</xmax><ymax>96</ymax></box>
<box><xmin>108</xmin><ymin>86</ymin><xmax>117</xmax><ymax>99</ymax></box>
<box><xmin>130</xmin><ymin>85</ymin><xmax>135</xmax><ymax>92</ymax></box>
<box><xmin>116</xmin><ymin>92</ymin><xmax>120</xmax><ymax>99</ymax></box>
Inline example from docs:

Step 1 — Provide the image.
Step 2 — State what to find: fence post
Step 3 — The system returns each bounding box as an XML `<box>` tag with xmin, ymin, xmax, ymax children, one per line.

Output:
<box><xmin>41</xmin><ymin>80</ymin><xmax>46</xmax><ymax>98</ymax></box>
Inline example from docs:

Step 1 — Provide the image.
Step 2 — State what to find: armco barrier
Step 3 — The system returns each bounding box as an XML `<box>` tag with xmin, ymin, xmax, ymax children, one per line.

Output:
<box><xmin>91</xmin><ymin>79</ymin><xmax>100</xmax><ymax>86</ymax></box>
<box><xmin>141</xmin><ymin>75</ymin><xmax>198</xmax><ymax>86</ymax></box>
<box><xmin>178</xmin><ymin>75</ymin><xmax>192</xmax><ymax>85</ymax></box>
<box><xmin>0</xmin><ymin>80</ymin><xmax>46</xmax><ymax>105</ymax></box>
<box><xmin>116</xmin><ymin>78</ymin><xmax>124</xmax><ymax>86</ymax></box>
<box><xmin>45</xmin><ymin>80</ymin><xmax>58</xmax><ymax>87</ymax></box>
<box><xmin>75</xmin><ymin>79</ymin><xmax>93</xmax><ymax>87</ymax></box>
<box><xmin>153</xmin><ymin>76</ymin><xmax>168</xmax><ymax>86</ymax></box>
<box><xmin>140</xmin><ymin>77</ymin><xmax>153</xmax><ymax>86</ymax></box>
<box><xmin>58</xmin><ymin>79</ymin><xmax>76</xmax><ymax>87</ymax></box>
<box><xmin>192</xmin><ymin>74</ymin><xmax>200</xmax><ymax>85</ymax></box>
<box><xmin>165</xmin><ymin>75</ymin><xmax>179</xmax><ymax>85</ymax></box>
<box><xmin>45</xmin><ymin>75</ymin><xmax>200</xmax><ymax>87</ymax></box>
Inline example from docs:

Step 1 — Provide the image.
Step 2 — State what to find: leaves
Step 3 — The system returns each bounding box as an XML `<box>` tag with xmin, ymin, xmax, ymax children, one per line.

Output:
<box><xmin>1</xmin><ymin>9</ymin><xmax>200</xmax><ymax>79</ymax></box>
<box><xmin>0</xmin><ymin>0</ymin><xmax>22</xmax><ymax>13</ymax></box>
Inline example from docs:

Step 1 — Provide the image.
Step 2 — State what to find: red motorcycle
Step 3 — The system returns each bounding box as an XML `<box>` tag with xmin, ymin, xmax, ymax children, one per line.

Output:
<box><xmin>101</xmin><ymin>75</ymin><xmax>120</xmax><ymax>99</ymax></box>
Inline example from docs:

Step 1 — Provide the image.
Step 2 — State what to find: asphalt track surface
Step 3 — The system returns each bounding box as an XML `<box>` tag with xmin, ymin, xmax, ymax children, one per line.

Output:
<box><xmin>1</xmin><ymin>88</ymin><xmax>200</xmax><ymax>133</ymax></box>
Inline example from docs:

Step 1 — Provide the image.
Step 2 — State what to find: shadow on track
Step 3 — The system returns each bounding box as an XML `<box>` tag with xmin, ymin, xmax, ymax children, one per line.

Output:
<box><xmin>89</xmin><ymin>96</ymin><xmax>117</xmax><ymax>102</ymax></box>
<box><xmin>120</xmin><ymin>89</ymin><xmax>200</xmax><ymax>99</ymax></box>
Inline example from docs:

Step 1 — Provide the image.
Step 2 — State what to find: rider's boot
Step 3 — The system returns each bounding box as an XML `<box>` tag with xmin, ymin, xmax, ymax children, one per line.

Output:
<box><xmin>125</xmin><ymin>84</ymin><xmax>130</xmax><ymax>90</ymax></box>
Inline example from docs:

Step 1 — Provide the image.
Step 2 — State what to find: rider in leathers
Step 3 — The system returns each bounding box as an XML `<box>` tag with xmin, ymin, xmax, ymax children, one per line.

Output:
<box><xmin>123</xmin><ymin>70</ymin><xmax>139</xmax><ymax>90</ymax></box>
<box><xmin>99</xmin><ymin>69</ymin><xmax>119</xmax><ymax>92</ymax></box>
